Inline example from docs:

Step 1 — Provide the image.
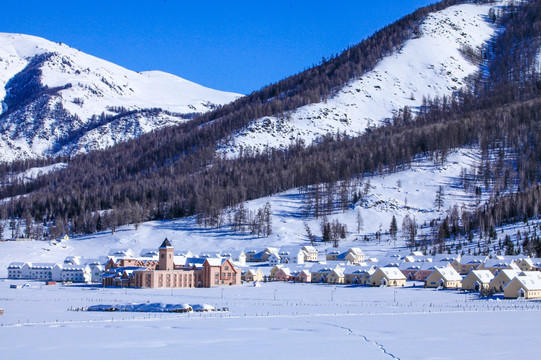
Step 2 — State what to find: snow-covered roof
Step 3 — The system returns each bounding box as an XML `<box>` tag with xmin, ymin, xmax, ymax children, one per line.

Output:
<box><xmin>107</xmin><ymin>248</ymin><xmax>135</xmax><ymax>257</ymax></box>
<box><xmin>405</xmin><ymin>255</ymin><xmax>433</xmax><ymax>263</ymax></box>
<box><xmin>204</xmin><ymin>258</ymin><xmax>229</xmax><ymax>267</ymax></box>
<box><xmin>62</xmin><ymin>264</ymin><xmax>89</xmax><ymax>271</ymax></box>
<box><xmin>245</xmin><ymin>269</ymin><xmax>260</xmax><ymax>276</ymax></box>
<box><xmin>174</xmin><ymin>250</ymin><xmax>193</xmax><ymax>257</ymax></box>
<box><xmin>399</xmin><ymin>262</ymin><xmax>421</xmax><ymax>271</ymax></box>
<box><xmin>378</xmin><ymin>267</ymin><xmax>407</xmax><ymax>280</ymax></box>
<box><xmin>310</xmin><ymin>264</ymin><xmax>340</xmax><ymax>273</ymax></box>
<box><xmin>199</xmin><ymin>251</ymin><xmax>222</xmax><ymax>258</ymax></box>
<box><xmin>331</xmin><ymin>268</ymin><xmax>345</xmax><ymax>277</ymax></box>
<box><xmin>302</xmin><ymin>246</ymin><xmax>317</xmax><ymax>253</ymax></box>
<box><xmin>435</xmin><ymin>267</ymin><xmax>462</xmax><ymax>282</ymax></box>
<box><xmin>520</xmin><ymin>271</ymin><xmax>541</xmax><ymax>280</ymax></box>
<box><xmin>459</xmin><ymin>255</ymin><xmax>487</xmax><ymax>265</ymax></box>
<box><xmin>279</xmin><ymin>246</ymin><xmax>303</xmax><ymax>253</ymax></box>
<box><xmin>418</xmin><ymin>261</ymin><xmax>450</xmax><ymax>271</ymax></box>
<box><xmin>63</xmin><ymin>256</ymin><xmax>83</xmax><ymax>265</ymax></box>
<box><xmin>469</xmin><ymin>270</ymin><xmax>494</xmax><ymax>283</ymax></box>
<box><xmin>140</xmin><ymin>249</ymin><xmax>159</xmax><ymax>257</ymax></box>
<box><xmin>515</xmin><ymin>275</ymin><xmax>541</xmax><ymax>291</ymax></box>
<box><xmin>221</xmin><ymin>250</ymin><xmax>245</xmax><ymax>258</ymax></box>
<box><xmin>277</xmin><ymin>267</ymin><xmax>291</xmax><ymax>276</ymax></box>
<box><xmin>432</xmin><ymin>254</ymin><xmax>460</xmax><ymax>263</ymax></box>
<box><xmin>159</xmin><ymin>238</ymin><xmax>173</xmax><ymax>248</ymax></box>
<box><xmin>494</xmin><ymin>269</ymin><xmax>520</xmax><ymax>280</ymax></box>
<box><xmin>344</xmin><ymin>265</ymin><xmax>374</xmax><ymax>275</ymax></box>
<box><xmin>482</xmin><ymin>259</ymin><xmax>515</xmax><ymax>268</ymax></box>
<box><xmin>30</xmin><ymin>263</ymin><xmax>56</xmax><ymax>270</ymax></box>
<box><xmin>7</xmin><ymin>262</ymin><xmax>27</xmax><ymax>269</ymax></box>
<box><xmin>376</xmin><ymin>257</ymin><xmax>402</xmax><ymax>268</ymax></box>
<box><xmin>244</xmin><ymin>247</ymin><xmax>267</xmax><ymax>254</ymax></box>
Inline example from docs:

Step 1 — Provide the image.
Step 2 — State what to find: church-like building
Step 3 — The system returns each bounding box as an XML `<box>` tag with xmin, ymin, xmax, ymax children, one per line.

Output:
<box><xmin>103</xmin><ymin>238</ymin><xmax>241</xmax><ymax>288</ymax></box>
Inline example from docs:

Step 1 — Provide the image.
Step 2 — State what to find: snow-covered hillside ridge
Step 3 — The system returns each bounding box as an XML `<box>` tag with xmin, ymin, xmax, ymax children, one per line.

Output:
<box><xmin>0</xmin><ymin>33</ymin><xmax>241</xmax><ymax>162</ymax></box>
<box><xmin>222</xmin><ymin>2</ymin><xmax>504</xmax><ymax>157</ymax></box>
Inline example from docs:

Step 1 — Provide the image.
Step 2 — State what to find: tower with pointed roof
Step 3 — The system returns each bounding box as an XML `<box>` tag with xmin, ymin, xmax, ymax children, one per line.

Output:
<box><xmin>158</xmin><ymin>238</ymin><xmax>174</xmax><ymax>271</ymax></box>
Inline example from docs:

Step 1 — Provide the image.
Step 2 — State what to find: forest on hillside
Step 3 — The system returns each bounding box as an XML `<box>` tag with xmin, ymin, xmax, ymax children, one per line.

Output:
<box><xmin>0</xmin><ymin>0</ymin><xmax>540</xmax><ymax>242</ymax></box>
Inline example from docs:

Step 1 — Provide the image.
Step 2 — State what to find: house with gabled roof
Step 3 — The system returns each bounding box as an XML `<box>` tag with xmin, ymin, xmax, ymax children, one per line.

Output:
<box><xmin>413</xmin><ymin>262</ymin><xmax>453</xmax><ymax>281</ymax></box>
<box><xmin>425</xmin><ymin>267</ymin><xmax>462</xmax><ymax>289</ymax></box>
<box><xmin>399</xmin><ymin>262</ymin><xmax>422</xmax><ymax>280</ymax></box>
<box><xmin>268</xmin><ymin>264</ymin><xmax>285</xmax><ymax>281</ymax></box>
<box><xmin>275</xmin><ymin>267</ymin><xmax>293</xmax><ymax>282</ymax></box>
<box><xmin>7</xmin><ymin>262</ymin><xmax>30</xmax><ymax>279</ymax></box>
<box><xmin>201</xmin><ymin>257</ymin><xmax>241</xmax><ymax>286</ymax></box>
<box><xmin>310</xmin><ymin>264</ymin><xmax>342</xmax><ymax>283</ymax></box>
<box><xmin>504</xmin><ymin>273</ymin><xmax>541</xmax><ymax>299</ymax></box>
<box><xmin>461</xmin><ymin>270</ymin><xmax>494</xmax><ymax>291</ymax></box>
<box><xmin>344</xmin><ymin>265</ymin><xmax>375</xmax><ymax>285</ymax></box>
<box><xmin>283</xmin><ymin>247</ymin><xmax>307</xmax><ymax>264</ymax></box>
<box><xmin>326</xmin><ymin>247</ymin><xmax>365</xmax><ymax>264</ymax></box>
<box><xmin>478</xmin><ymin>259</ymin><xmax>520</xmax><ymax>275</ymax></box>
<box><xmin>369</xmin><ymin>267</ymin><xmax>406</xmax><ymax>287</ymax></box>
<box><xmin>268</xmin><ymin>252</ymin><xmax>282</xmax><ymax>266</ymax></box>
<box><xmin>301</xmin><ymin>246</ymin><xmax>319</xmax><ymax>262</ymax></box>
<box><xmin>242</xmin><ymin>268</ymin><xmax>263</xmax><ymax>282</ymax></box>
<box><xmin>327</xmin><ymin>268</ymin><xmax>345</xmax><ymax>284</ymax></box>
<box><xmin>291</xmin><ymin>269</ymin><xmax>311</xmax><ymax>283</ymax></box>
<box><xmin>452</xmin><ymin>255</ymin><xmax>487</xmax><ymax>275</ymax></box>
<box><xmin>244</xmin><ymin>247</ymin><xmax>277</xmax><ymax>262</ymax></box>
<box><xmin>489</xmin><ymin>269</ymin><xmax>520</xmax><ymax>293</ymax></box>
<box><xmin>516</xmin><ymin>258</ymin><xmax>541</xmax><ymax>272</ymax></box>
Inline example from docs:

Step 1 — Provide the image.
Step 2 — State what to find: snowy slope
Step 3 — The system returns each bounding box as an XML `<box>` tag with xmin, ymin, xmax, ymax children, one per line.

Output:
<box><xmin>0</xmin><ymin>33</ymin><xmax>241</xmax><ymax>162</ymax></box>
<box><xmin>0</xmin><ymin>147</ymin><xmax>491</xmax><ymax>273</ymax></box>
<box><xmin>221</xmin><ymin>2</ymin><xmax>504</xmax><ymax>157</ymax></box>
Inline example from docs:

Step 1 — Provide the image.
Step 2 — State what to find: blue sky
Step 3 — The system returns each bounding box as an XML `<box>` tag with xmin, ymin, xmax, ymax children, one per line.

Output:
<box><xmin>1</xmin><ymin>1</ymin><xmax>437</xmax><ymax>94</ymax></box>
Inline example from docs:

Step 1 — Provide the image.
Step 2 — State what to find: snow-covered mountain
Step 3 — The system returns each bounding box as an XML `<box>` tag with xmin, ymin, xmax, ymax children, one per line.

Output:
<box><xmin>0</xmin><ymin>33</ymin><xmax>241</xmax><ymax>162</ymax></box>
<box><xmin>221</xmin><ymin>2</ymin><xmax>504</xmax><ymax>157</ymax></box>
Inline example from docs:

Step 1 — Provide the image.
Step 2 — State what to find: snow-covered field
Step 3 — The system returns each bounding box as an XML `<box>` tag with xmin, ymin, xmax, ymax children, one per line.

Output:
<box><xmin>222</xmin><ymin>2</ymin><xmax>505</xmax><ymax>157</ymax></box>
<box><xmin>1</xmin><ymin>280</ymin><xmax>540</xmax><ymax>359</ymax></box>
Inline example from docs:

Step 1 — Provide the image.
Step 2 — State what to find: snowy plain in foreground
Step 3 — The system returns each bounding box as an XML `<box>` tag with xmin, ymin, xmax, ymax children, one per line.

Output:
<box><xmin>0</xmin><ymin>280</ymin><xmax>540</xmax><ymax>359</ymax></box>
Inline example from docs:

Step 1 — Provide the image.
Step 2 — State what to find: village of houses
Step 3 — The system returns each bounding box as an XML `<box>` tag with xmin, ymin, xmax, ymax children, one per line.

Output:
<box><xmin>6</xmin><ymin>238</ymin><xmax>541</xmax><ymax>300</ymax></box>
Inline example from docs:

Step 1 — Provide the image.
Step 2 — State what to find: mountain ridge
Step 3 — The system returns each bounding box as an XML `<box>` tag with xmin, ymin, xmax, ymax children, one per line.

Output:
<box><xmin>0</xmin><ymin>32</ymin><xmax>241</xmax><ymax>162</ymax></box>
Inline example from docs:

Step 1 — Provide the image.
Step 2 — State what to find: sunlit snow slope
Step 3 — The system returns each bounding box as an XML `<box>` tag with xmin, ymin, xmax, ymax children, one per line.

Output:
<box><xmin>0</xmin><ymin>33</ymin><xmax>241</xmax><ymax>162</ymax></box>
<box><xmin>222</xmin><ymin>2</ymin><xmax>503</xmax><ymax>157</ymax></box>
